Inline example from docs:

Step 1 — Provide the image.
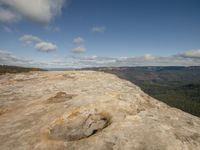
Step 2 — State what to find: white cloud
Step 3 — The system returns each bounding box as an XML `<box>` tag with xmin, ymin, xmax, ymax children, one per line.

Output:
<box><xmin>72</xmin><ymin>46</ymin><xmax>86</xmax><ymax>53</ymax></box>
<box><xmin>0</xmin><ymin>49</ymin><xmax>61</xmax><ymax>67</ymax></box>
<box><xmin>72</xmin><ymin>37</ymin><xmax>86</xmax><ymax>53</ymax></box>
<box><xmin>35</xmin><ymin>42</ymin><xmax>57</xmax><ymax>52</ymax></box>
<box><xmin>19</xmin><ymin>35</ymin><xmax>41</xmax><ymax>45</ymax></box>
<box><xmin>0</xmin><ymin>0</ymin><xmax>66</xmax><ymax>24</ymax></box>
<box><xmin>92</xmin><ymin>26</ymin><xmax>106</xmax><ymax>33</ymax></box>
<box><xmin>142</xmin><ymin>54</ymin><xmax>156</xmax><ymax>61</ymax></box>
<box><xmin>74</xmin><ymin>53</ymin><xmax>200</xmax><ymax>67</ymax></box>
<box><xmin>19</xmin><ymin>34</ymin><xmax>57</xmax><ymax>52</ymax></box>
<box><xmin>79</xmin><ymin>56</ymin><xmax>117</xmax><ymax>66</ymax></box>
<box><xmin>73</xmin><ymin>37</ymin><xmax>85</xmax><ymax>45</ymax></box>
<box><xmin>0</xmin><ymin>8</ymin><xmax>20</xmax><ymax>23</ymax></box>
<box><xmin>2</xmin><ymin>48</ymin><xmax>200</xmax><ymax>68</ymax></box>
<box><xmin>178</xmin><ymin>49</ymin><xmax>200</xmax><ymax>59</ymax></box>
<box><xmin>0</xmin><ymin>50</ymin><xmax>32</xmax><ymax>66</ymax></box>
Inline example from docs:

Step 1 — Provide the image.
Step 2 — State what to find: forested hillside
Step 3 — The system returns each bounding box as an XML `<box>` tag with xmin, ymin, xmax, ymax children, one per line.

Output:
<box><xmin>0</xmin><ymin>65</ymin><xmax>45</xmax><ymax>75</ymax></box>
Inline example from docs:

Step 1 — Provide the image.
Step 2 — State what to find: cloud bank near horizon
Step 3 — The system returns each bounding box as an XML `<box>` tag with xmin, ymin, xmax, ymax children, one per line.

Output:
<box><xmin>1</xmin><ymin>49</ymin><xmax>200</xmax><ymax>68</ymax></box>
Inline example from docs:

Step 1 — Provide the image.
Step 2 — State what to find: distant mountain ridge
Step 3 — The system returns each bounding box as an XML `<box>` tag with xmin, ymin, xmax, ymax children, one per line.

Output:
<box><xmin>0</xmin><ymin>65</ymin><xmax>45</xmax><ymax>75</ymax></box>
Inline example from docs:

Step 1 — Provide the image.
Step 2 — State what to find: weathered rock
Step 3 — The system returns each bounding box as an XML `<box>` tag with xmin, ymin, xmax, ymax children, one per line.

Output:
<box><xmin>45</xmin><ymin>92</ymin><xmax>76</xmax><ymax>103</ymax></box>
<box><xmin>0</xmin><ymin>71</ymin><xmax>200</xmax><ymax>150</ymax></box>
<box><xmin>47</xmin><ymin>112</ymin><xmax>111</xmax><ymax>141</ymax></box>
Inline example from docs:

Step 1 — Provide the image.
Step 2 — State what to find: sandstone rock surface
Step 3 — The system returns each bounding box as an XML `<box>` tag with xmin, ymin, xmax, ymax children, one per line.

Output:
<box><xmin>0</xmin><ymin>71</ymin><xmax>200</xmax><ymax>150</ymax></box>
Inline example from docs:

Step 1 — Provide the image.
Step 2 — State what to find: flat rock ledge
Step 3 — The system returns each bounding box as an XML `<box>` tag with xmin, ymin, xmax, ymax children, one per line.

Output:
<box><xmin>0</xmin><ymin>71</ymin><xmax>200</xmax><ymax>150</ymax></box>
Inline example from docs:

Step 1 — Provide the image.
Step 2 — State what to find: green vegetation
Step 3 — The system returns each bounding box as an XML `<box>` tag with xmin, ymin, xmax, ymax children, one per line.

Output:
<box><xmin>87</xmin><ymin>67</ymin><xmax>200</xmax><ymax>117</ymax></box>
<box><xmin>0</xmin><ymin>65</ymin><xmax>45</xmax><ymax>75</ymax></box>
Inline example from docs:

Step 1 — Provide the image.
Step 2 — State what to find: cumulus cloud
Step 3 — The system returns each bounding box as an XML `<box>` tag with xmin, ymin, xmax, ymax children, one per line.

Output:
<box><xmin>2</xmin><ymin>49</ymin><xmax>200</xmax><ymax>68</ymax></box>
<box><xmin>0</xmin><ymin>50</ymin><xmax>32</xmax><ymax>66</ymax></box>
<box><xmin>0</xmin><ymin>8</ymin><xmax>20</xmax><ymax>23</ymax></box>
<box><xmin>73</xmin><ymin>37</ymin><xmax>84</xmax><ymax>45</ymax></box>
<box><xmin>72</xmin><ymin>37</ymin><xmax>86</xmax><ymax>53</ymax></box>
<box><xmin>19</xmin><ymin>34</ymin><xmax>57</xmax><ymax>52</ymax></box>
<box><xmin>35</xmin><ymin>42</ymin><xmax>57</xmax><ymax>52</ymax></box>
<box><xmin>74</xmin><ymin>51</ymin><xmax>200</xmax><ymax>67</ymax></box>
<box><xmin>178</xmin><ymin>49</ymin><xmax>200</xmax><ymax>59</ymax></box>
<box><xmin>0</xmin><ymin>0</ymin><xmax>66</xmax><ymax>24</ymax></box>
<box><xmin>79</xmin><ymin>56</ymin><xmax>116</xmax><ymax>64</ymax></box>
<box><xmin>72</xmin><ymin>46</ymin><xmax>86</xmax><ymax>53</ymax></box>
<box><xmin>0</xmin><ymin>49</ymin><xmax>63</xmax><ymax>67</ymax></box>
<box><xmin>142</xmin><ymin>54</ymin><xmax>156</xmax><ymax>61</ymax></box>
<box><xmin>92</xmin><ymin>26</ymin><xmax>106</xmax><ymax>33</ymax></box>
<box><xmin>19</xmin><ymin>35</ymin><xmax>41</xmax><ymax>45</ymax></box>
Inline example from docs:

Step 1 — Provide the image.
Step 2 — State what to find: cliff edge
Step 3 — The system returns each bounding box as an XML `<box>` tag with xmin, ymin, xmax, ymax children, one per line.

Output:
<box><xmin>0</xmin><ymin>71</ymin><xmax>200</xmax><ymax>150</ymax></box>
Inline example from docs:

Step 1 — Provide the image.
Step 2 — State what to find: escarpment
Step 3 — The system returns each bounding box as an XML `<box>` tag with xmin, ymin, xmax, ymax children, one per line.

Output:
<box><xmin>0</xmin><ymin>71</ymin><xmax>200</xmax><ymax>150</ymax></box>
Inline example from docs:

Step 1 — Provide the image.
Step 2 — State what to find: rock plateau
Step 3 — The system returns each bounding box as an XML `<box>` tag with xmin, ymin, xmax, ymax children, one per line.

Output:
<box><xmin>0</xmin><ymin>71</ymin><xmax>200</xmax><ymax>150</ymax></box>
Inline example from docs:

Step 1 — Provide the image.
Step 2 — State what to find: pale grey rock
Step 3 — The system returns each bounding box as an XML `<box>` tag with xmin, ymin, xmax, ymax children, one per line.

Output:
<box><xmin>0</xmin><ymin>71</ymin><xmax>200</xmax><ymax>150</ymax></box>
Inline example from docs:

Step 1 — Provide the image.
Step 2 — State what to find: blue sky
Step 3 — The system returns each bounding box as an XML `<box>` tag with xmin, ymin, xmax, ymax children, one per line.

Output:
<box><xmin>0</xmin><ymin>0</ymin><xmax>200</xmax><ymax>68</ymax></box>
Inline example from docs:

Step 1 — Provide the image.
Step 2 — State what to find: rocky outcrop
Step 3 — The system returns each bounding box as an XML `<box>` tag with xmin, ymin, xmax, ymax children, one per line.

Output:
<box><xmin>0</xmin><ymin>71</ymin><xmax>200</xmax><ymax>150</ymax></box>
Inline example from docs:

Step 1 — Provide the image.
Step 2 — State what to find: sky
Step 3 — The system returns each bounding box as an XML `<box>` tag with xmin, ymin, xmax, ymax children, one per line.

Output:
<box><xmin>0</xmin><ymin>0</ymin><xmax>200</xmax><ymax>68</ymax></box>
